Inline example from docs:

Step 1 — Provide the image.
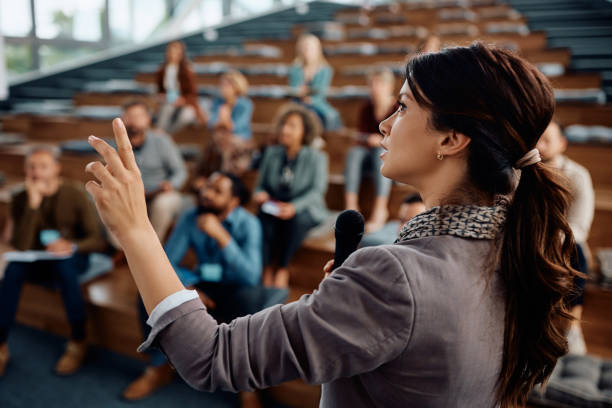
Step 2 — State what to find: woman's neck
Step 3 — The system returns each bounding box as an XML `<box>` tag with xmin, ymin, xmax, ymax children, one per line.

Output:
<box><xmin>224</xmin><ymin>95</ymin><xmax>237</xmax><ymax>106</ymax></box>
<box><xmin>303</xmin><ymin>61</ymin><xmax>320</xmax><ymax>72</ymax></box>
<box><xmin>286</xmin><ymin>144</ymin><xmax>301</xmax><ymax>160</ymax></box>
<box><xmin>417</xmin><ymin>160</ymin><xmax>493</xmax><ymax>209</ymax></box>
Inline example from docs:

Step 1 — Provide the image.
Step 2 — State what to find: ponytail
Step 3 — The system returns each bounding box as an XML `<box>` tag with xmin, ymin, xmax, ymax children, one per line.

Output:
<box><xmin>497</xmin><ymin>163</ymin><xmax>578</xmax><ymax>407</ymax></box>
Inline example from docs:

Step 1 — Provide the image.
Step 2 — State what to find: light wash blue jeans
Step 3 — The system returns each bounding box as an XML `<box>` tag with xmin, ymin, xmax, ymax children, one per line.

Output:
<box><xmin>344</xmin><ymin>145</ymin><xmax>392</xmax><ymax>197</ymax></box>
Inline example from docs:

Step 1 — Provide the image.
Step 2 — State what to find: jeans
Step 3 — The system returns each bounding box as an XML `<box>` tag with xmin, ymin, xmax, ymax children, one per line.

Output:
<box><xmin>148</xmin><ymin>191</ymin><xmax>184</xmax><ymax>241</ymax></box>
<box><xmin>0</xmin><ymin>254</ymin><xmax>89</xmax><ymax>344</ymax></box>
<box><xmin>570</xmin><ymin>243</ymin><xmax>588</xmax><ymax>307</ymax></box>
<box><xmin>344</xmin><ymin>145</ymin><xmax>392</xmax><ymax>198</ymax></box>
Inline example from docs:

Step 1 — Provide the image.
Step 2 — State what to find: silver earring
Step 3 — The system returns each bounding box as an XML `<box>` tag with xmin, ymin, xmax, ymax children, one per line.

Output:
<box><xmin>436</xmin><ymin>152</ymin><xmax>444</xmax><ymax>161</ymax></box>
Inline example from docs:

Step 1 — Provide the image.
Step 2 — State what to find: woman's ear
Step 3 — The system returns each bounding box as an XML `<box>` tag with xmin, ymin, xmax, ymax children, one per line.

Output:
<box><xmin>440</xmin><ymin>130</ymin><xmax>471</xmax><ymax>157</ymax></box>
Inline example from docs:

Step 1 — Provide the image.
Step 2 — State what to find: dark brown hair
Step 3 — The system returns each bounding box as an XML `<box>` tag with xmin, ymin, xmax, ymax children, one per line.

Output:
<box><xmin>121</xmin><ymin>99</ymin><xmax>151</xmax><ymax>114</ymax></box>
<box><xmin>406</xmin><ymin>43</ymin><xmax>578</xmax><ymax>407</ymax></box>
<box><xmin>164</xmin><ymin>41</ymin><xmax>189</xmax><ymax>68</ymax></box>
<box><xmin>274</xmin><ymin>103</ymin><xmax>323</xmax><ymax>146</ymax></box>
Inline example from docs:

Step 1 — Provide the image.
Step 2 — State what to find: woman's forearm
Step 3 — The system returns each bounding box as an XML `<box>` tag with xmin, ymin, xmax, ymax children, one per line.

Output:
<box><xmin>119</xmin><ymin>223</ymin><xmax>185</xmax><ymax>314</ymax></box>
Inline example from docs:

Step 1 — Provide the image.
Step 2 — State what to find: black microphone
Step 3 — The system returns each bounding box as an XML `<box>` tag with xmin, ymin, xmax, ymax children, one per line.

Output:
<box><xmin>333</xmin><ymin>210</ymin><xmax>365</xmax><ymax>270</ymax></box>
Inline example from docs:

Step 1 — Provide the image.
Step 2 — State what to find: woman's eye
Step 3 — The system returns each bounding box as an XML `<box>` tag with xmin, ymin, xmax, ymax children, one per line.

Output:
<box><xmin>397</xmin><ymin>102</ymin><xmax>407</xmax><ymax>112</ymax></box>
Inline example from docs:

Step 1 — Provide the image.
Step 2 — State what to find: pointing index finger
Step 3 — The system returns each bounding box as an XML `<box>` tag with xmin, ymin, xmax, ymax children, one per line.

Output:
<box><xmin>112</xmin><ymin>118</ymin><xmax>137</xmax><ymax>171</ymax></box>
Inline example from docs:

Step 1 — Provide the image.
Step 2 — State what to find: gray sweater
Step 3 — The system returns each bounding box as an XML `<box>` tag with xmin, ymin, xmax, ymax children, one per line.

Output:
<box><xmin>134</xmin><ymin>130</ymin><xmax>187</xmax><ymax>193</ymax></box>
<box><xmin>140</xmin><ymin>204</ymin><xmax>507</xmax><ymax>407</ymax></box>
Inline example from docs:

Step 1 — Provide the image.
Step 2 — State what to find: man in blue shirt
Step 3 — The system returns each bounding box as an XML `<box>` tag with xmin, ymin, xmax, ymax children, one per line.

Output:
<box><xmin>122</xmin><ymin>172</ymin><xmax>262</xmax><ymax>401</ymax></box>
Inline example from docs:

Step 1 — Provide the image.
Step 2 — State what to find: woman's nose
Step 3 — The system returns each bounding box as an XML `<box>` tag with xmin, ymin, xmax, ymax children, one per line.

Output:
<box><xmin>379</xmin><ymin>116</ymin><xmax>391</xmax><ymax>137</ymax></box>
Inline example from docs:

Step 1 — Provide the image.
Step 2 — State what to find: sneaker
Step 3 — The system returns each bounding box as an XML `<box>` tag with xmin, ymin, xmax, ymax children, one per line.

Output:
<box><xmin>55</xmin><ymin>340</ymin><xmax>87</xmax><ymax>376</ymax></box>
<box><xmin>0</xmin><ymin>343</ymin><xmax>9</xmax><ymax>377</ymax></box>
<box><xmin>567</xmin><ymin>324</ymin><xmax>587</xmax><ymax>355</ymax></box>
<box><xmin>122</xmin><ymin>364</ymin><xmax>174</xmax><ymax>401</ymax></box>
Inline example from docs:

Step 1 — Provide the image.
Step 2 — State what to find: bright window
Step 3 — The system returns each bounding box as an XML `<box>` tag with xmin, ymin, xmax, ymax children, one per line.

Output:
<box><xmin>1</xmin><ymin>0</ymin><xmax>32</xmax><ymax>37</ymax></box>
<box><xmin>35</xmin><ymin>0</ymin><xmax>105</xmax><ymax>41</ymax></box>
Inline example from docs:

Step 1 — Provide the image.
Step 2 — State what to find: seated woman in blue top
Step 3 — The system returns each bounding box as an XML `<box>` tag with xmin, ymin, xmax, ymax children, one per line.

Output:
<box><xmin>205</xmin><ymin>70</ymin><xmax>254</xmax><ymax>175</ymax></box>
<box><xmin>208</xmin><ymin>70</ymin><xmax>253</xmax><ymax>140</ymax></box>
<box><xmin>253</xmin><ymin>104</ymin><xmax>329</xmax><ymax>288</ymax></box>
<box><xmin>289</xmin><ymin>34</ymin><xmax>342</xmax><ymax>131</ymax></box>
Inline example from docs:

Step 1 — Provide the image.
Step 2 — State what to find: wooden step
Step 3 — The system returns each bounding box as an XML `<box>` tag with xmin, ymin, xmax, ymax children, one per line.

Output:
<box><xmin>72</xmin><ymin>92</ymin><xmax>158</xmax><ymax>109</ymax></box>
<box><xmin>339</xmin><ymin>17</ymin><xmax>528</xmax><ymax>32</ymax></box>
<box><xmin>195</xmin><ymin>32</ymin><xmax>548</xmax><ymax>65</ymax></box>
<box><xmin>565</xmin><ymin>143</ymin><xmax>612</xmax><ymax>191</ymax></box>
<box><xmin>265</xmin><ymin>380</ymin><xmax>321</xmax><ymax>408</ymax></box>
<box><xmin>136</xmin><ymin>69</ymin><xmax>593</xmax><ymax>89</ymax></box>
<box><xmin>0</xmin><ymin>144</ymin><xmax>97</xmax><ymax>182</ymax></box>
<box><xmin>241</xmin><ymin>32</ymin><xmax>548</xmax><ymax>58</ymax></box>
<box><xmin>581</xmin><ymin>284</ymin><xmax>612</xmax><ymax>359</ymax></box>
<box><xmin>10</xmin><ymin>263</ymin><xmax>143</xmax><ymax>360</ymax></box>
<box><xmin>0</xmin><ymin>114</ymin><xmax>115</xmax><ymax>142</ymax></box>
<box><xmin>334</xmin><ymin>2</ymin><xmax>508</xmax><ymax>20</ymax></box>
<box><xmin>68</xmin><ymin>91</ymin><xmax>612</xmax><ymax>129</ymax></box>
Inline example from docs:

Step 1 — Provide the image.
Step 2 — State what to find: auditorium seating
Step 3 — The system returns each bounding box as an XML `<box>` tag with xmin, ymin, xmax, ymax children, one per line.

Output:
<box><xmin>1</xmin><ymin>1</ymin><xmax>611</xmax><ymax>406</ymax></box>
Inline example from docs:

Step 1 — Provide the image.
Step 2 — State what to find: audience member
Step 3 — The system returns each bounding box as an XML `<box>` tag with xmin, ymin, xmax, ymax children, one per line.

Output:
<box><xmin>0</xmin><ymin>146</ymin><xmax>105</xmax><ymax>377</ymax></box>
<box><xmin>537</xmin><ymin>121</ymin><xmax>595</xmax><ymax>355</ymax></box>
<box><xmin>196</xmin><ymin>70</ymin><xmax>255</xmax><ymax>180</ymax></box>
<box><xmin>345</xmin><ymin>67</ymin><xmax>397</xmax><ymax>232</ymax></box>
<box><xmin>208</xmin><ymin>70</ymin><xmax>253</xmax><ymax>140</ymax></box>
<box><xmin>417</xmin><ymin>35</ymin><xmax>442</xmax><ymax>54</ymax></box>
<box><xmin>122</xmin><ymin>100</ymin><xmax>188</xmax><ymax>240</ymax></box>
<box><xmin>360</xmin><ymin>193</ymin><xmax>426</xmax><ymax>247</ymax></box>
<box><xmin>289</xmin><ymin>33</ymin><xmax>342</xmax><ymax>130</ymax></box>
<box><xmin>254</xmin><ymin>105</ymin><xmax>328</xmax><ymax>288</ymax></box>
<box><xmin>122</xmin><ymin>172</ymin><xmax>262</xmax><ymax>404</ymax></box>
<box><xmin>155</xmin><ymin>41</ymin><xmax>206</xmax><ymax>134</ymax></box>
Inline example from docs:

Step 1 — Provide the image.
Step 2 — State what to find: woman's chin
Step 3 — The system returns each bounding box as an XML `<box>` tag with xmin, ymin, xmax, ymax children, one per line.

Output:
<box><xmin>380</xmin><ymin>165</ymin><xmax>392</xmax><ymax>180</ymax></box>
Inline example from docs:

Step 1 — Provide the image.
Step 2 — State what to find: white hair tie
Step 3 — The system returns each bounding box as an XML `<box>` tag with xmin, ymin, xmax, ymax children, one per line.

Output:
<box><xmin>514</xmin><ymin>148</ymin><xmax>541</xmax><ymax>169</ymax></box>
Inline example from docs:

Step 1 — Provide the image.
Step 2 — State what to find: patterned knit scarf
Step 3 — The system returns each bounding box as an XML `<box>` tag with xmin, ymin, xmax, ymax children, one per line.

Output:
<box><xmin>395</xmin><ymin>203</ymin><xmax>508</xmax><ymax>243</ymax></box>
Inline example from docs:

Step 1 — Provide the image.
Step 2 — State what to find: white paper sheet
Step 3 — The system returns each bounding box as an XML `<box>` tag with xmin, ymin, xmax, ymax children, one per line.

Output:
<box><xmin>3</xmin><ymin>251</ymin><xmax>72</xmax><ymax>263</ymax></box>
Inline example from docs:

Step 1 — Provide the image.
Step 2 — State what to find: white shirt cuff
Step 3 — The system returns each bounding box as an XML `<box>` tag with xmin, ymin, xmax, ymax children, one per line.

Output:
<box><xmin>146</xmin><ymin>289</ymin><xmax>199</xmax><ymax>327</ymax></box>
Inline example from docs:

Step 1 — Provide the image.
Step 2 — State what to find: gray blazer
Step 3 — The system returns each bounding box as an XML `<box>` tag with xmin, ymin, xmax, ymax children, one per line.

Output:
<box><xmin>254</xmin><ymin>145</ymin><xmax>329</xmax><ymax>224</ymax></box>
<box><xmin>140</xmin><ymin>205</ymin><xmax>507</xmax><ymax>407</ymax></box>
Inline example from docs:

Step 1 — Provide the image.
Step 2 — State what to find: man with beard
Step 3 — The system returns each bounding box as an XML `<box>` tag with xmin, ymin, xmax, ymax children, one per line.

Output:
<box><xmin>122</xmin><ymin>172</ymin><xmax>262</xmax><ymax>404</ymax></box>
<box><xmin>122</xmin><ymin>100</ymin><xmax>187</xmax><ymax>240</ymax></box>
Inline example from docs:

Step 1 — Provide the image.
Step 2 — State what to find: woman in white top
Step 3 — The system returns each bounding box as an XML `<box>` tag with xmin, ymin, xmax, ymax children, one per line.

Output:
<box><xmin>155</xmin><ymin>41</ymin><xmax>206</xmax><ymax>134</ymax></box>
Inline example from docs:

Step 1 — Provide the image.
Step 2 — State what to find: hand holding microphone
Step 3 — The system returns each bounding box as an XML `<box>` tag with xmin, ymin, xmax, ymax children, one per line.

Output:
<box><xmin>324</xmin><ymin>210</ymin><xmax>365</xmax><ymax>278</ymax></box>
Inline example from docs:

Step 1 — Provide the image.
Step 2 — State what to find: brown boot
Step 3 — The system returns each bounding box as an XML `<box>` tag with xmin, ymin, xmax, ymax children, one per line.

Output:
<box><xmin>240</xmin><ymin>391</ymin><xmax>263</xmax><ymax>408</ymax></box>
<box><xmin>55</xmin><ymin>340</ymin><xmax>87</xmax><ymax>376</ymax></box>
<box><xmin>122</xmin><ymin>364</ymin><xmax>174</xmax><ymax>401</ymax></box>
<box><xmin>0</xmin><ymin>343</ymin><xmax>9</xmax><ymax>377</ymax></box>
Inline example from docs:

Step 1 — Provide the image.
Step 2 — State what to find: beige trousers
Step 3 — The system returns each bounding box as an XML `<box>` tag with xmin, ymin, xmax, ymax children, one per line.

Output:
<box><xmin>149</xmin><ymin>190</ymin><xmax>184</xmax><ymax>241</ymax></box>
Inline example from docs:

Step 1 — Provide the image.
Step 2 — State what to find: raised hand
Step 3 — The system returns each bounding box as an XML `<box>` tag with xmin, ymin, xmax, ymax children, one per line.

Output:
<box><xmin>83</xmin><ymin>118</ymin><xmax>185</xmax><ymax>314</ymax></box>
<box><xmin>85</xmin><ymin>118</ymin><xmax>150</xmax><ymax>243</ymax></box>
